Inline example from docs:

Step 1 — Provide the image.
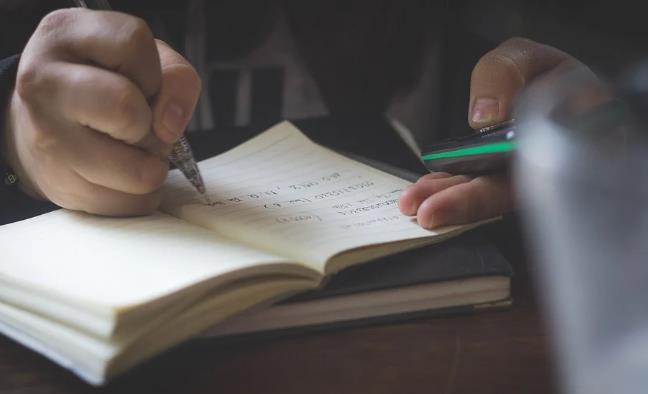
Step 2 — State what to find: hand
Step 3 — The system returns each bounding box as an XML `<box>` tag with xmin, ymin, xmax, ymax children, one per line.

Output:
<box><xmin>0</xmin><ymin>9</ymin><xmax>201</xmax><ymax>216</ymax></box>
<box><xmin>399</xmin><ymin>37</ymin><xmax>589</xmax><ymax>228</ymax></box>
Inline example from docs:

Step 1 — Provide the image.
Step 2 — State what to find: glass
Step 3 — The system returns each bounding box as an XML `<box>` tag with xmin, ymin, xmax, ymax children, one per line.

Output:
<box><xmin>514</xmin><ymin>63</ymin><xmax>648</xmax><ymax>394</ymax></box>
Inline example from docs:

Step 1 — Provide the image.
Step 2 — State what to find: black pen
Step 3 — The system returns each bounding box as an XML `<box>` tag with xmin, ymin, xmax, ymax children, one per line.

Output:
<box><xmin>420</xmin><ymin>97</ymin><xmax>628</xmax><ymax>175</ymax></box>
<box><xmin>421</xmin><ymin>119</ymin><xmax>517</xmax><ymax>174</ymax></box>
<box><xmin>73</xmin><ymin>0</ymin><xmax>207</xmax><ymax>195</ymax></box>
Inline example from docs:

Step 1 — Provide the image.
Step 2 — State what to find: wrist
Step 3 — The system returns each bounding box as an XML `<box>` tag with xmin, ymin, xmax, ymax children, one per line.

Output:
<box><xmin>0</xmin><ymin>55</ymin><xmax>59</xmax><ymax>224</ymax></box>
<box><xmin>0</xmin><ymin>102</ymin><xmax>16</xmax><ymax>185</ymax></box>
<box><xmin>0</xmin><ymin>55</ymin><xmax>20</xmax><ymax>192</ymax></box>
<box><xmin>0</xmin><ymin>55</ymin><xmax>44</xmax><ymax>200</ymax></box>
<box><xmin>2</xmin><ymin>91</ymin><xmax>44</xmax><ymax>200</ymax></box>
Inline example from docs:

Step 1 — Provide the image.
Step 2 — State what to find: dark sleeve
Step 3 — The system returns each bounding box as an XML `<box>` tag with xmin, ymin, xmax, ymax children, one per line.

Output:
<box><xmin>0</xmin><ymin>1</ymin><xmax>71</xmax><ymax>56</ymax></box>
<box><xmin>0</xmin><ymin>1</ymin><xmax>73</xmax><ymax>225</ymax></box>
<box><xmin>0</xmin><ymin>55</ymin><xmax>57</xmax><ymax>225</ymax></box>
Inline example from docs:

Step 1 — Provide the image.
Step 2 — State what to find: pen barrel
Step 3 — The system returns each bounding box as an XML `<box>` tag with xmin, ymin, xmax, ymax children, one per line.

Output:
<box><xmin>74</xmin><ymin>0</ymin><xmax>112</xmax><ymax>10</ymax></box>
<box><xmin>168</xmin><ymin>137</ymin><xmax>205</xmax><ymax>193</ymax></box>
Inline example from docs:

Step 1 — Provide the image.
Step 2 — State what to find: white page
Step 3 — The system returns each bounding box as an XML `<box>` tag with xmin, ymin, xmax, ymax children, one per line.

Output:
<box><xmin>161</xmin><ymin>122</ymin><xmax>468</xmax><ymax>271</ymax></box>
<box><xmin>0</xmin><ymin>210</ymin><xmax>303</xmax><ymax>330</ymax></box>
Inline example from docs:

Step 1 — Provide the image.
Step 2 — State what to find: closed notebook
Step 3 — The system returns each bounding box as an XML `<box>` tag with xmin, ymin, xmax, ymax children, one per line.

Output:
<box><xmin>0</xmin><ymin>121</ymin><xmax>500</xmax><ymax>385</ymax></box>
<box><xmin>203</xmin><ymin>230</ymin><xmax>512</xmax><ymax>339</ymax></box>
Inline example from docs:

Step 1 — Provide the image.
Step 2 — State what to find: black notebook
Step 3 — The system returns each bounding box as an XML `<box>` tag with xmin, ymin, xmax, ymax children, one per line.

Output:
<box><xmin>202</xmin><ymin>229</ymin><xmax>512</xmax><ymax>339</ymax></box>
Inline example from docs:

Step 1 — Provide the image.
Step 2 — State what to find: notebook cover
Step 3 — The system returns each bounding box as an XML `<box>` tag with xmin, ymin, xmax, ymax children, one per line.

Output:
<box><xmin>284</xmin><ymin>229</ymin><xmax>512</xmax><ymax>303</ymax></box>
<box><xmin>195</xmin><ymin>300</ymin><xmax>512</xmax><ymax>345</ymax></box>
<box><xmin>200</xmin><ymin>226</ymin><xmax>513</xmax><ymax>342</ymax></box>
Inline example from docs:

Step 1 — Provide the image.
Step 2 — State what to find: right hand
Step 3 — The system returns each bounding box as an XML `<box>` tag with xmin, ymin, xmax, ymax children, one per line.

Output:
<box><xmin>0</xmin><ymin>8</ymin><xmax>201</xmax><ymax>216</ymax></box>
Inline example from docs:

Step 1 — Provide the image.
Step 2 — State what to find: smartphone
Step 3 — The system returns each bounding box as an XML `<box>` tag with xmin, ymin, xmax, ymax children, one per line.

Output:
<box><xmin>421</xmin><ymin>120</ymin><xmax>516</xmax><ymax>174</ymax></box>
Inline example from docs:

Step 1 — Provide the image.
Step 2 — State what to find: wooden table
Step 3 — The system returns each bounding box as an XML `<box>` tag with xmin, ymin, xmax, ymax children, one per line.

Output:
<box><xmin>0</xmin><ymin>119</ymin><xmax>557</xmax><ymax>393</ymax></box>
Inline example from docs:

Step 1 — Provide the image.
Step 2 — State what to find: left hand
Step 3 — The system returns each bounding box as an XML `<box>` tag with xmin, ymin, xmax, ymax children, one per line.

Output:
<box><xmin>399</xmin><ymin>37</ymin><xmax>589</xmax><ymax>228</ymax></box>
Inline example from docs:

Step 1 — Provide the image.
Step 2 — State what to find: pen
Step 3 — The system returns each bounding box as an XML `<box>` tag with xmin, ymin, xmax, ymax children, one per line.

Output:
<box><xmin>421</xmin><ymin>119</ymin><xmax>517</xmax><ymax>174</ymax></box>
<box><xmin>73</xmin><ymin>0</ymin><xmax>207</xmax><ymax>195</ymax></box>
<box><xmin>419</xmin><ymin>96</ymin><xmax>628</xmax><ymax>175</ymax></box>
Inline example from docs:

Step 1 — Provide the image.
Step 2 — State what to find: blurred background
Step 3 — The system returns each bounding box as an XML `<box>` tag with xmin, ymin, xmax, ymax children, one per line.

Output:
<box><xmin>3</xmin><ymin>0</ymin><xmax>648</xmax><ymax>150</ymax></box>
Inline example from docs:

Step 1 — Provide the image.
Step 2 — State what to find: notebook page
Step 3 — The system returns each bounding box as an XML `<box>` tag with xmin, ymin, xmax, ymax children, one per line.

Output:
<box><xmin>161</xmin><ymin>122</ymin><xmax>468</xmax><ymax>272</ymax></box>
<box><xmin>0</xmin><ymin>210</ymin><xmax>306</xmax><ymax>335</ymax></box>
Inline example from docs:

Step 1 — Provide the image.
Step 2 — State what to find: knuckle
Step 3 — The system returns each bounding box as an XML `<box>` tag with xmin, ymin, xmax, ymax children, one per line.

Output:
<box><xmin>37</xmin><ymin>9</ymin><xmax>77</xmax><ymax>35</ymax></box>
<box><xmin>15</xmin><ymin>62</ymin><xmax>45</xmax><ymax>101</ymax></box>
<box><xmin>114</xmin><ymin>87</ymin><xmax>147</xmax><ymax>142</ymax></box>
<box><xmin>473</xmin><ymin>37</ymin><xmax>546</xmax><ymax>86</ymax></box>
<box><xmin>31</xmin><ymin>127</ymin><xmax>61</xmax><ymax>156</ymax></box>
<box><xmin>32</xmin><ymin>129</ymin><xmax>60</xmax><ymax>156</ymax></box>
<box><xmin>420</xmin><ymin>172</ymin><xmax>450</xmax><ymax>181</ymax></box>
<box><xmin>452</xmin><ymin>174</ymin><xmax>473</xmax><ymax>183</ymax></box>
<box><xmin>183</xmin><ymin>64</ymin><xmax>202</xmax><ymax>93</ymax></box>
<box><xmin>475</xmin><ymin>50</ymin><xmax>525</xmax><ymax>84</ymax></box>
<box><xmin>129</xmin><ymin>17</ymin><xmax>154</xmax><ymax>41</ymax></box>
<box><xmin>501</xmin><ymin>36</ymin><xmax>534</xmax><ymax>49</ymax></box>
<box><xmin>119</xmin><ymin>16</ymin><xmax>154</xmax><ymax>53</ymax></box>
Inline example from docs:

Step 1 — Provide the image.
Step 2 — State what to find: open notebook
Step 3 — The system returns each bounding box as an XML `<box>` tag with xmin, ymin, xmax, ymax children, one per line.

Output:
<box><xmin>0</xmin><ymin>122</ymin><xmax>492</xmax><ymax>385</ymax></box>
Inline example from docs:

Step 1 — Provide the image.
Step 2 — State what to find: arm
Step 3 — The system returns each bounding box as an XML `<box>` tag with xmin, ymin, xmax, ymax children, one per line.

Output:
<box><xmin>399</xmin><ymin>37</ymin><xmax>594</xmax><ymax>228</ymax></box>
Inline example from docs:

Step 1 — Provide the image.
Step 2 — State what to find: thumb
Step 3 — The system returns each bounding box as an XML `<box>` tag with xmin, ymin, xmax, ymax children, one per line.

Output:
<box><xmin>152</xmin><ymin>39</ymin><xmax>202</xmax><ymax>145</ymax></box>
<box><xmin>468</xmin><ymin>37</ymin><xmax>574</xmax><ymax>129</ymax></box>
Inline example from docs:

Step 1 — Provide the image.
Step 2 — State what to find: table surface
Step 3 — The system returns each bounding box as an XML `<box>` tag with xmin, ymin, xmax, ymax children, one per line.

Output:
<box><xmin>0</xmin><ymin>118</ymin><xmax>558</xmax><ymax>393</ymax></box>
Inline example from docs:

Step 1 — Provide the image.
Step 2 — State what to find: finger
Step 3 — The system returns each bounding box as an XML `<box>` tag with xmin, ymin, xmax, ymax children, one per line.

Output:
<box><xmin>32</xmin><ymin>62</ymin><xmax>152</xmax><ymax>145</ymax></box>
<box><xmin>415</xmin><ymin>174</ymin><xmax>513</xmax><ymax>229</ymax></box>
<box><xmin>81</xmin><ymin>184</ymin><xmax>161</xmax><ymax>217</ymax></box>
<box><xmin>398</xmin><ymin>173</ymin><xmax>471</xmax><ymax>216</ymax></box>
<box><xmin>59</xmin><ymin>175</ymin><xmax>162</xmax><ymax>216</ymax></box>
<box><xmin>28</xmin><ymin>8</ymin><xmax>161</xmax><ymax>97</ymax></box>
<box><xmin>417</xmin><ymin>172</ymin><xmax>453</xmax><ymax>181</ymax></box>
<box><xmin>469</xmin><ymin>37</ymin><xmax>575</xmax><ymax>129</ymax></box>
<box><xmin>23</xmin><ymin>62</ymin><xmax>170</xmax><ymax>158</ymax></box>
<box><xmin>65</xmin><ymin>125</ymin><xmax>168</xmax><ymax>195</ymax></box>
<box><xmin>152</xmin><ymin>39</ymin><xmax>202</xmax><ymax>144</ymax></box>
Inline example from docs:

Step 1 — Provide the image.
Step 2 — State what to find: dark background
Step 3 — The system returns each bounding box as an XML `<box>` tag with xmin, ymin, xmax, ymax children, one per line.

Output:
<box><xmin>2</xmin><ymin>0</ymin><xmax>648</xmax><ymax>146</ymax></box>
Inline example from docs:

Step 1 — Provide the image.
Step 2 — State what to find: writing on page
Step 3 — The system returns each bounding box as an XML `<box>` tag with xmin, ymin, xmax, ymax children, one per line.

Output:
<box><xmin>161</xmin><ymin>122</ymin><xmax>438</xmax><ymax>268</ymax></box>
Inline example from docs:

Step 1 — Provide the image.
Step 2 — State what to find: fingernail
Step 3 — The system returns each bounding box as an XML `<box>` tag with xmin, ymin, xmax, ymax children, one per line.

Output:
<box><xmin>421</xmin><ymin>208</ymin><xmax>447</xmax><ymax>229</ymax></box>
<box><xmin>398</xmin><ymin>189</ymin><xmax>413</xmax><ymax>216</ymax></box>
<box><xmin>398</xmin><ymin>199</ymin><xmax>415</xmax><ymax>216</ymax></box>
<box><xmin>471</xmin><ymin>97</ymin><xmax>499</xmax><ymax>125</ymax></box>
<box><xmin>162</xmin><ymin>103</ymin><xmax>186</xmax><ymax>142</ymax></box>
<box><xmin>426</xmin><ymin>218</ymin><xmax>442</xmax><ymax>230</ymax></box>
